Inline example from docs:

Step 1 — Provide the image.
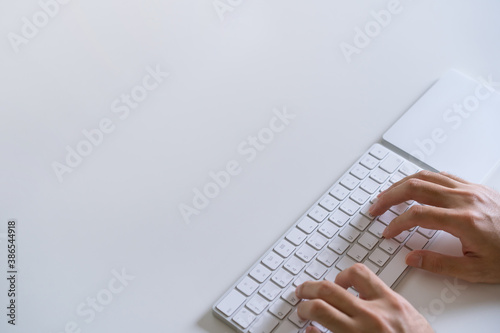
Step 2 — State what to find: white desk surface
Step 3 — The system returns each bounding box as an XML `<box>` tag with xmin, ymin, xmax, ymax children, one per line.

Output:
<box><xmin>1</xmin><ymin>1</ymin><xmax>500</xmax><ymax>332</ymax></box>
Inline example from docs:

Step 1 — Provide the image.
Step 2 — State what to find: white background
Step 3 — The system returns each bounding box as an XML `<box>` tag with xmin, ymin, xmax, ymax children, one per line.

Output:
<box><xmin>1</xmin><ymin>0</ymin><xmax>500</xmax><ymax>332</ymax></box>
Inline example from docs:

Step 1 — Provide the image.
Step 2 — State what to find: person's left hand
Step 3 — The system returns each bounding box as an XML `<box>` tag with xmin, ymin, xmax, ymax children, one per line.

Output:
<box><xmin>296</xmin><ymin>264</ymin><xmax>433</xmax><ymax>333</ymax></box>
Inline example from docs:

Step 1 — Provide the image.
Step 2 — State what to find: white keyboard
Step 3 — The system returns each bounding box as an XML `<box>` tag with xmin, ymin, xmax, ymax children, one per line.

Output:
<box><xmin>213</xmin><ymin>144</ymin><xmax>439</xmax><ymax>333</ymax></box>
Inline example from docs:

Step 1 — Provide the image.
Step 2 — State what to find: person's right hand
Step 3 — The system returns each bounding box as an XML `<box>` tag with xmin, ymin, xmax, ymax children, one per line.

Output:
<box><xmin>369</xmin><ymin>170</ymin><xmax>500</xmax><ymax>284</ymax></box>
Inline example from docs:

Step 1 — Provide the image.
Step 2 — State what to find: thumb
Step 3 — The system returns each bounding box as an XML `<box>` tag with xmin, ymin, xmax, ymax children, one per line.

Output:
<box><xmin>406</xmin><ymin>250</ymin><xmax>471</xmax><ymax>280</ymax></box>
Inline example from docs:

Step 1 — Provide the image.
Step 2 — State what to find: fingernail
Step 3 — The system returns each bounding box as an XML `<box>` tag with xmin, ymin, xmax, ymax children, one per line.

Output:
<box><xmin>406</xmin><ymin>252</ymin><xmax>423</xmax><ymax>268</ymax></box>
<box><xmin>295</xmin><ymin>284</ymin><xmax>302</xmax><ymax>297</ymax></box>
<box><xmin>382</xmin><ymin>227</ymin><xmax>389</xmax><ymax>238</ymax></box>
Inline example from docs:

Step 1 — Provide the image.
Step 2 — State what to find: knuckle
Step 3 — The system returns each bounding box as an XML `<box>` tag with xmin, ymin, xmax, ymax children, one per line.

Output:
<box><xmin>406</xmin><ymin>204</ymin><xmax>423</xmax><ymax>217</ymax></box>
<box><xmin>418</xmin><ymin>169</ymin><xmax>434</xmax><ymax>179</ymax></box>
<box><xmin>405</xmin><ymin>178</ymin><xmax>423</xmax><ymax>192</ymax></box>
<box><xmin>307</xmin><ymin>299</ymin><xmax>330</xmax><ymax>317</ymax></box>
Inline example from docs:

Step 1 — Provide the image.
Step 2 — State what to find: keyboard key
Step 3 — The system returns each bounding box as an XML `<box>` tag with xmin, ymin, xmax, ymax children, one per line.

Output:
<box><xmin>379</xmin><ymin>238</ymin><xmax>399</xmax><ymax>254</ymax></box>
<box><xmin>274</xmin><ymin>240</ymin><xmax>295</xmax><ymax>258</ymax></box>
<box><xmin>370</xmin><ymin>168</ymin><xmax>390</xmax><ymax>184</ymax></box>
<box><xmin>390</xmin><ymin>172</ymin><xmax>405</xmax><ymax>184</ymax></box>
<box><xmin>378</xmin><ymin>247</ymin><xmax>410</xmax><ymax>287</ymax></box>
<box><xmin>316</xmin><ymin>249</ymin><xmax>339</xmax><ymax>267</ymax></box>
<box><xmin>269</xmin><ymin>299</ymin><xmax>293</xmax><ymax>320</ymax></box>
<box><xmin>363</xmin><ymin>260</ymin><xmax>379</xmax><ymax>274</ymax></box>
<box><xmin>295</xmin><ymin>244</ymin><xmax>316</xmax><ymax>263</ymax></box>
<box><xmin>293</xmin><ymin>272</ymin><xmax>313</xmax><ymax>287</ymax></box>
<box><xmin>369</xmin><ymin>145</ymin><xmax>388</xmax><ymax>160</ymax></box>
<box><xmin>357</xmin><ymin>232</ymin><xmax>378</xmax><ymax>250</ymax></box>
<box><xmin>390</xmin><ymin>202</ymin><xmax>409</xmax><ymax>215</ymax></box>
<box><xmin>297</xmin><ymin>217</ymin><xmax>318</xmax><ymax>234</ymax></box>
<box><xmin>286</xmin><ymin>228</ymin><xmax>308</xmax><ymax>246</ymax></box>
<box><xmin>259</xmin><ymin>281</ymin><xmax>282</xmax><ymax>301</ymax></box>
<box><xmin>311</xmin><ymin>321</ymin><xmax>329</xmax><ymax>333</ymax></box>
<box><xmin>350</xmin><ymin>214</ymin><xmax>371</xmax><ymax>231</ymax></box>
<box><xmin>360</xmin><ymin>203</ymin><xmax>375</xmax><ymax>218</ymax></box>
<box><xmin>246</xmin><ymin>294</ymin><xmax>269</xmax><ymax>315</ymax></box>
<box><xmin>368</xmin><ymin>221</ymin><xmax>386</xmax><ymax>238</ymax></box>
<box><xmin>347</xmin><ymin>244</ymin><xmax>369</xmax><ymax>262</ymax></box>
<box><xmin>336</xmin><ymin>256</ymin><xmax>357</xmax><ymax>271</ymax></box>
<box><xmin>360</xmin><ymin>154</ymin><xmax>379</xmax><ymax>170</ymax></box>
<box><xmin>328</xmin><ymin>237</ymin><xmax>350</xmax><ymax>254</ymax></box>
<box><xmin>329</xmin><ymin>209</ymin><xmax>350</xmax><ymax>226</ymax></box>
<box><xmin>330</xmin><ymin>184</ymin><xmax>349</xmax><ymax>200</ymax></box>
<box><xmin>380</xmin><ymin>154</ymin><xmax>404</xmax><ymax>173</ymax></box>
<box><xmin>324</xmin><ymin>267</ymin><xmax>341</xmax><ymax>282</ymax></box>
<box><xmin>399</xmin><ymin>162</ymin><xmax>419</xmax><ymax>176</ymax></box>
<box><xmin>360</xmin><ymin>178</ymin><xmax>379</xmax><ymax>194</ymax></box>
<box><xmin>340</xmin><ymin>199</ymin><xmax>360</xmax><ymax>216</ymax></box>
<box><xmin>369</xmin><ymin>248</ymin><xmax>390</xmax><ymax>266</ymax></box>
<box><xmin>340</xmin><ymin>225</ymin><xmax>361</xmax><ymax>242</ymax></box>
<box><xmin>233</xmin><ymin>308</ymin><xmax>256</xmax><ymax>329</ymax></box>
<box><xmin>307</xmin><ymin>232</ymin><xmax>328</xmax><ymax>250</ymax></box>
<box><xmin>305</xmin><ymin>261</ymin><xmax>328</xmax><ymax>279</ymax></box>
<box><xmin>284</xmin><ymin>257</ymin><xmax>306</xmax><ymax>275</ymax></box>
<box><xmin>262</xmin><ymin>252</ymin><xmax>284</xmax><ymax>270</ymax></box>
<box><xmin>237</xmin><ymin>276</ymin><xmax>259</xmax><ymax>296</ymax></box>
<box><xmin>350</xmin><ymin>188</ymin><xmax>370</xmax><ymax>205</ymax></box>
<box><xmin>308</xmin><ymin>205</ymin><xmax>329</xmax><ymax>222</ymax></box>
<box><xmin>249</xmin><ymin>313</ymin><xmax>279</xmax><ymax>333</ymax></box>
<box><xmin>394</xmin><ymin>230</ymin><xmax>410</xmax><ymax>243</ymax></box>
<box><xmin>406</xmin><ymin>232</ymin><xmax>428</xmax><ymax>250</ymax></box>
<box><xmin>289</xmin><ymin>308</ymin><xmax>308</xmax><ymax>328</ymax></box>
<box><xmin>350</xmin><ymin>163</ymin><xmax>370</xmax><ymax>179</ymax></box>
<box><xmin>217</xmin><ymin>290</ymin><xmax>246</xmax><ymax>316</ymax></box>
<box><xmin>272</xmin><ymin>268</ymin><xmax>294</xmax><ymax>287</ymax></box>
<box><xmin>319</xmin><ymin>195</ymin><xmax>340</xmax><ymax>211</ymax></box>
<box><xmin>378</xmin><ymin>210</ymin><xmax>398</xmax><ymax>225</ymax></box>
<box><xmin>274</xmin><ymin>320</ymin><xmax>301</xmax><ymax>333</ymax></box>
<box><xmin>341</xmin><ymin>175</ymin><xmax>360</xmax><ymax>190</ymax></box>
<box><xmin>250</xmin><ymin>264</ymin><xmax>272</xmax><ymax>283</ymax></box>
<box><xmin>318</xmin><ymin>222</ymin><xmax>339</xmax><ymax>239</ymax></box>
<box><xmin>418</xmin><ymin>227</ymin><xmax>437</xmax><ymax>238</ymax></box>
<box><xmin>281</xmin><ymin>286</ymin><xmax>300</xmax><ymax>306</ymax></box>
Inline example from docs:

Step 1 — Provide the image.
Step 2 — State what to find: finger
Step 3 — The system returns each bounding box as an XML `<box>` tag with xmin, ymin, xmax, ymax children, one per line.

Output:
<box><xmin>382</xmin><ymin>205</ymin><xmax>464</xmax><ymax>239</ymax></box>
<box><xmin>297</xmin><ymin>299</ymin><xmax>352</xmax><ymax>333</ymax></box>
<box><xmin>334</xmin><ymin>264</ymin><xmax>389</xmax><ymax>300</ymax></box>
<box><xmin>305</xmin><ymin>326</ymin><xmax>321</xmax><ymax>333</ymax></box>
<box><xmin>296</xmin><ymin>280</ymin><xmax>359</xmax><ymax>315</ymax></box>
<box><xmin>389</xmin><ymin>170</ymin><xmax>463</xmax><ymax>192</ymax></box>
<box><xmin>370</xmin><ymin>178</ymin><xmax>458</xmax><ymax>216</ymax></box>
<box><xmin>439</xmin><ymin>171</ymin><xmax>471</xmax><ymax>184</ymax></box>
<box><xmin>406</xmin><ymin>250</ymin><xmax>477</xmax><ymax>282</ymax></box>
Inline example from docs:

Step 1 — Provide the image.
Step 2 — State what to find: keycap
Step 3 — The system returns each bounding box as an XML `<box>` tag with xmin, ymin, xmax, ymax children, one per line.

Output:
<box><xmin>340</xmin><ymin>199</ymin><xmax>360</xmax><ymax>216</ymax></box>
<box><xmin>350</xmin><ymin>214</ymin><xmax>371</xmax><ymax>231</ymax></box>
<box><xmin>297</xmin><ymin>217</ymin><xmax>318</xmax><ymax>234</ymax></box>
<box><xmin>217</xmin><ymin>290</ymin><xmax>246</xmax><ymax>316</ymax></box>
<box><xmin>274</xmin><ymin>240</ymin><xmax>295</xmax><ymax>258</ymax></box>
<box><xmin>307</xmin><ymin>232</ymin><xmax>328</xmax><ymax>250</ymax></box>
<box><xmin>378</xmin><ymin>247</ymin><xmax>410</xmax><ymax>287</ymax></box>
<box><xmin>369</xmin><ymin>248</ymin><xmax>390</xmax><ymax>266</ymax></box>
<box><xmin>329</xmin><ymin>209</ymin><xmax>350</xmax><ymax>226</ymax></box>
<box><xmin>295</xmin><ymin>244</ymin><xmax>316</xmax><ymax>263</ymax></box>
<box><xmin>350</xmin><ymin>164</ymin><xmax>370</xmax><ymax>179</ymax></box>
<box><xmin>363</xmin><ymin>260</ymin><xmax>379</xmax><ymax>274</ymax></box>
<box><xmin>418</xmin><ymin>227</ymin><xmax>437</xmax><ymax>238</ymax></box>
<box><xmin>306</xmin><ymin>261</ymin><xmax>328</xmax><ymax>279</ymax></box>
<box><xmin>284</xmin><ymin>257</ymin><xmax>306</xmax><ymax>275</ymax></box>
<box><xmin>293</xmin><ymin>272</ymin><xmax>313</xmax><ymax>287</ymax></box>
<box><xmin>379</xmin><ymin>238</ymin><xmax>399</xmax><ymax>254</ymax></box>
<box><xmin>389</xmin><ymin>202</ymin><xmax>409</xmax><ymax>215</ymax></box>
<box><xmin>311</xmin><ymin>321</ymin><xmax>328</xmax><ymax>333</ymax></box>
<box><xmin>368</xmin><ymin>221</ymin><xmax>386</xmax><ymax>238</ymax></box>
<box><xmin>369</xmin><ymin>145</ymin><xmax>388</xmax><ymax>159</ymax></box>
<box><xmin>262</xmin><ymin>252</ymin><xmax>284</xmax><ymax>270</ymax></box>
<box><xmin>272</xmin><ymin>269</ymin><xmax>294</xmax><ymax>288</ymax></box>
<box><xmin>350</xmin><ymin>188</ymin><xmax>370</xmax><ymax>204</ymax></box>
<box><xmin>330</xmin><ymin>185</ymin><xmax>349</xmax><ymax>200</ymax></box>
<box><xmin>394</xmin><ymin>230</ymin><xmax>410</xmax><ymax>243</ymax></box>
<box><xmin>319</xmin><ymin>195</ymin><xmax>340</xmax><ymax>211</ymax></box>
<box><xmin>286</xmin><ymin>228</ymin><xmax>308</xmax><ymax>246</ymax></box>
<box><xmin>274</xmin><ymin>320</ymin><xmax>301</xmax><ymax>333</ymax></box>
<box><xmin>269</xmin><ymin>299</ymin><xmax>293</xmax><ymax>319</ymax></box>
<box><xmin>308</xmin><ymin>205</ymin><xmax>329</xmax><ymax>222</ymax></box>
<box><xmin>246</xmin><ymin>294</ymin><xmax>269</xmax><ymax>314</ymax></box>
<box><xmin>237</xmin><ymin>276</ymin><xmax>259</xmax><ymax>296</ymax></box>
<box><xmin>233</xmin><ymin>307</ymin><xmax>256</xmax><ymax>329</ymax></box>
<box><xmin>324</xmin><ymin>267</ymin><xmax>341</xmax><ymax>282</ymax></box>
<box><xmin>370</xmin><ymin>168</ymin><xmax>390</xmax><ymax>184</ymax></box>
<box><xmin>340</xmin><ymin>175</ymin><xmax>360</xmax><ymax>190</ymax></box>
<box><xmin>390</xmin><ymin>172</ymin><xmax>405</xmax><ymax>184</ymax></box>
<box><xmin>281</xmin><ymin>286</ymin><xmax>300</xmax><ymax>306</ymax></box>
<box><xmin>347</xmin><ymin>244</ymin><xmax>369</xmax><ymax>262</ymax></box>
<box><xmin>316</xmin><ymin>249</ymin><xmax>339</xmax><ymax>267</ymax></box>
<box><xmin>360</xmin><ymin>154</ymin><xmax>379</xmax><ymax>169</ymax></box>
<box><xmin>360</xmin><ymin>178</ymin><xmax>379</xmax><ymax>194</ymax></box>
<box><xmin>378</xmin><ymin>210</ymin><xmax>398</xmax><ymax>225</ymax></box>
<box><xmin>249</xmin><ymin>313</ymin><xmax>279</xmax><ymax>333</ymax></box>
<box><xmin>259</xmin><ymin>281</ymin><xmax>282</xmax><ymax>301</ymax></box>
<box><xmin>250</xmin><ymin>264</ymin><xmax>272</xmax><ymax>283</ymax></box>
<box><xmin>360</xmin><ymin>203</ymin><xmax>375</xmax><ymax>218</ymax></box>
<box><xmin>289</xmin><ymin>308</ymin><xmax>308</xmax><ymax>328</ymax></box>
<box><xmin>328</xmin><ymin>237</ymin><xmax>350</xmax><ymax>254</ymax></box>
<box><xmin>406</xmin><ymin>232</ymin><xmax>428</xmax><ymax>250</ymax></box>
<box><xmin>399</xmin><ymin>162</ymin><xmax>419</xmax><ymax>176</ymax></box>
<box><xmin>318</xmin><ymin>222</ymin><xmax>339</xmax><ymax>239</ymax></box>
<box><xmin>340</xmin><ymin>225</ymin><xmax>361</xmax><ymax>242</ymax></box>
<box><xmin>336</xmin><ymin>256</ymin><xmax>357</xmax><ymax>271</ymax></box>
<box><xmin>380</xmin><ymin>154</ymin><xmax>403</xmax><ymax>173</ymax></box>
<box><xmin>358</xmin><ymin>232</ymin><xmax>378</xmax><ymax>250</ymax></box>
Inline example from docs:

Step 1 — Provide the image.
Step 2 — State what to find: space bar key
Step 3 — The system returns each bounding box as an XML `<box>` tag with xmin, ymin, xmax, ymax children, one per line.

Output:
<box><xmin>378</xmin><ymin>247</ymin><xmax>411</xmax><ymax>288</ymax></box>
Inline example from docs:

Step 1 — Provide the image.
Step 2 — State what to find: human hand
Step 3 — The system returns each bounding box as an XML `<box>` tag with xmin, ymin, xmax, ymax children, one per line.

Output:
<box><xmin>369</xmin><ymin>170</ymin><xmax>500</xmax><ymax>283</ymax></box>
<box><xmin>296</xmin><ymin>264</ymin><xmax>433</xmax><ymax>333</ymax></box>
